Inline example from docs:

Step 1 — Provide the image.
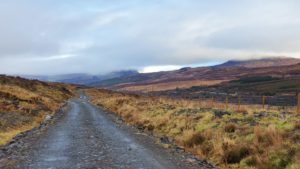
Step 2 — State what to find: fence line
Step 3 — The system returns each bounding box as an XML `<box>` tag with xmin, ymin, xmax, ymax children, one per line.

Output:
<box><xmin>123</xmin><ymin>89</ymin><xmax>299</xmax><ymax>113</ymax></box>
<box><xmin>167</xmin><ymin>92</ymin><xmax>297</xmax><ymax>106</ymax></box>
<box><xmin>297</xmin><ymin>93</ymin><xmax>300</xmax><ymax>114</ymax></box>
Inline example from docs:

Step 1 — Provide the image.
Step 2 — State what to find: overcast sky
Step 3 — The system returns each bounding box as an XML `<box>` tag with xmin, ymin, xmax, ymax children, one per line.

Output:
<box><xmin>1</xmin><ymin>0</ymin><xmax>300</xmax><ymax>75</ymax></box>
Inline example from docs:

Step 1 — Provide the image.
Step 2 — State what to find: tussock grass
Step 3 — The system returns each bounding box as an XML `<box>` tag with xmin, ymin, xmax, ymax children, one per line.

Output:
<box><xmin>0</xmin><ymin>75</ymin><xmax>75</xmax><ymax>145</ymax></box>
<box><xmin>86</xmin><ymin>88</ymin><xmax>300</xmax><ymax>169</ymax></box>
<box><xmin>224</xmin><ymin>123</ymin><xmax>237</xmax><ymax>133</ymax></box>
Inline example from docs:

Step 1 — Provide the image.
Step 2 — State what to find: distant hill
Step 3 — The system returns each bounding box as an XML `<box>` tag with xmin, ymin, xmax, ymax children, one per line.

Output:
<box><xmin>215</xmin><ymin>57</ymin><xmax>300</xmax><ymax>68</ymax></box>
<box><xmin>22</xmin><ymin>70</ymin><xmax>139</xmax><ymax>85</ymax></box>
<box><xmin>20</xmin><ymin>57</ymin><xmax>300</xmax><ymax>91</ymax></box>
<box><xmin>94</xmin><ymin>57</ymin><xmax>300</xmax><ymax>92</ymax></box>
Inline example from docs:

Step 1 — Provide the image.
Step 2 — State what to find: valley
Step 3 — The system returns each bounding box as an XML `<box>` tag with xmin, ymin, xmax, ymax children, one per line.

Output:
<box><xmin>2</xmin><ymin>1</ymin><xmax>300</xmax><ymax>168</ymax></box>
<box><xmin>0</xmin><ymin>57</ymin><xmax>300</xmax><ymax>169</ymax></box>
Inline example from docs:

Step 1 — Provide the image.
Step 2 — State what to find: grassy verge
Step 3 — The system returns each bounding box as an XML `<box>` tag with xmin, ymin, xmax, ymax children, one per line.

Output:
<box><xmin>0</xmin><ymin>75</ymin><xmax>75</xmax><ymax>145</ymax></box>
<box><xmin>86</xmin><ymin>88</ymin><xmax>300</xmax><ymax>169</ymax></box>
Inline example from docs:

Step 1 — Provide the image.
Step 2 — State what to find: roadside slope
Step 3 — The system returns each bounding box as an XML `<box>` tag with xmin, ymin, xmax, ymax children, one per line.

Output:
<box><xmin>0</xmin><ymin>75</ymin><xmax>74</xmax><ymax>145</ymax></box>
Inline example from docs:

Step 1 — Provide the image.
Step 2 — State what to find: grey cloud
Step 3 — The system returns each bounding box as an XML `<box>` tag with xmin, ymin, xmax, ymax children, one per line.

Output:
<box><xmin>0</xmin><ymin>0</ymin><xmax>300</xmax><ymax>74</ymax></box>
<box><xmin>204</xmin><ymin>24</ymin><xmax>300</xmax><ymax>53</ymax></box>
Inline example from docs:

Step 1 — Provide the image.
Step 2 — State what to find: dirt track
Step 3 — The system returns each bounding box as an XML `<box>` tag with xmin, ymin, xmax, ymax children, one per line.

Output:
<box><xmin>0</xmin><ymin>94</ymin><xmax>215</xmax><ymax>169</ymax></box>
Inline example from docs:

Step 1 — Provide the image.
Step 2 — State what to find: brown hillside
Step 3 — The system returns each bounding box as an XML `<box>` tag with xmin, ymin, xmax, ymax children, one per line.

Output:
<box><xmin>113</xmin><ymin>63</ymin><xmax>300</xmax><ymax>92</ymax></box>
<box><xmin>0</xmin><ymin>75</ymin><xmax>75</xmax><ymax>145</ymax></box>
<box><xmin>216</xmin><ymin>57</ymin><xmax>300</xmax><ymax>68</ymax></box>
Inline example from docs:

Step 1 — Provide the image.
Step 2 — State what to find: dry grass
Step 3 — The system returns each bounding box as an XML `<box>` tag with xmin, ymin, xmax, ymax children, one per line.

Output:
<box><xmin>86</xmin><ymin>88</ymin><xmax>300</xmax><ymax>169</ymax></box>
<box><xmin>0</xmin><ymin>75</ymin><xmax>75</xmax><ymax>145</ymax></box>
<box><xmin>121</xmin><ymin>80</ymin><xmax>227</xmax><ymax>92</ymax></box>
<box><xmin>0</xmin><ymin>120</ymin><xmax>41</xmax><ymax>145</ymax></box>
<box><xmin>224</xmin><ymin>123</ymin><xmax>237</xmax><ymax>133</ymax></box>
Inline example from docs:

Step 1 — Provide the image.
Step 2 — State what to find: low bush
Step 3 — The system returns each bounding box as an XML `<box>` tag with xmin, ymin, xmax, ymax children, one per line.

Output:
<box><xmin>224</xmin><ymin>145</ymin><xmax>251</xmax><ymax>164</ymax></box>
<box><xmin>267</xmin><ymin>149</ymin><xmax>294</xmax><ymax>169</ymax></box>
<box><xmin>224</xmin><ymin>123</ymin><xmax>236</xmax><ymax>133</ymax></box>
<box><xmin>294</xmin><ymin>122</ymin><xmax>300</xmax><ymax>130</ymax></box>
<box><xmin>184</xmin><ymin>132</ymin><xmax>205</xmax><ymax>148</ymax></box>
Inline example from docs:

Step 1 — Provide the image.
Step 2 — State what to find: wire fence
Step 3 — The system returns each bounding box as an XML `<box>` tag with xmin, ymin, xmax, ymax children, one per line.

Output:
<box><xmin>124</xmin><ymin>90</ymin><xmax>300</xmax><ymax>114</ymax></box>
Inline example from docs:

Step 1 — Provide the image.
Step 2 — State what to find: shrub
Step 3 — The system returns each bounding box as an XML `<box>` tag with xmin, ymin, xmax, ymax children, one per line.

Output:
<box><xmin>294</xmin><ymin>122</ymin><xmax>300</xmax><ymax>130</ymax></box>
<box><xmin>224</xmin><ymin>123</ymin><xmax>236</xmax><ymax>133</ymax></box>
<box><xmin>184</xmin><ymin>132</ymin><xmax>205</xmax><ymax>148</ymax></box>
<box><xmin>147</xmin><ymin>124</ymin><xmax>155</xmax><ymax>131</ymax></box>
<box><xmin>254</xmin><ymin>125</ymin><xmax>283</xmax><ymax>147</ymax></box>
<box><xmin>292</xmin><ymin>133</ymin><xmax>300</xmax><ymax>143</ymax></box>
<box><xmin>240</xmin><ymin>156</ymin><xmax>257</xmax><ymax>167</ymax></box>
<box><xmin>266</xmin><ymin>125</ymin><xmax>283</xmax><ymax>147</ymax></box>
<box><xmin>254</xmin><ymin>126</ymin><xmax>264</xmax><ymax>144</ymax></box>
<box><xmin>267</xmin><ymin>150</ymin><xmax>293</xmax><ymax>169</ymax></box>
<box><xmin>224</xmin><ymin>145</ymin><xmax>251</xmax><ymax>164</ymax></box>
<box><xmin>199</xmin><ymin>141</ymin><xmax>213</xmax><ymax>156</ymax></box>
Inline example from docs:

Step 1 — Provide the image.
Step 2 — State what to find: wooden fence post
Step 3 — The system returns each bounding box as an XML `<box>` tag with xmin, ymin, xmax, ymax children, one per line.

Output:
<box><xmin>262</xmin><ymin>96</ymin><xmax>266</xmax><ymax>110</ymax></box>
<box><xmin>297</xmin><ymin>93</ymin><xmax>300</xmax><ymax>114</ymax></box>
<box><xmin>237</xmin><ymin>95</ymin><xmax>241</xmax><ymax>111</ymax></box>
<box><xmin>225</xmin><ymin>96</ymin><xmax>229</xmax><ymax>110</ymax></box>
<box><xmin>211</xmin><ymin>96</ymin><xmax>215</xmax><ymax>108</ymax></box>
<box><xmin>198</xmin><ymin>97</ymin><xmax>201</xmax><ymax>108</ymax></box>
<box><xmin>182</xmin><ymin>96</ymin><xmax>186</xmax><ymax>107</ymax></box>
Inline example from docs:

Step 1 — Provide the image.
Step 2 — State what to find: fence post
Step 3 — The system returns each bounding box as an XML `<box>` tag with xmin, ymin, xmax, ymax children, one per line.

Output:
<box><xmin>151</xmin><ymin>86</ymin><xmax>154</xmax><ymax>97</ymax></box>
<box><xmin>237</xmin><ymin>95</ymin><xmax>241</xmax><ymax>111</ymax></box>
<box><xmin>297</xmin><ymin>93</ymin><xmax>300</xmax><ymax>114</ymax></box>
<box><xmin>262</xmin><ymin>96</ymin><xmax>266</xmax><ymax>110</ymax></box>
<box><xmin>182</xmin><ymin>96</ymin><xmax>186</xmax><ymax>107</ymax></box>
<box><xmin>211</xmin><ymin>96</ymin><xmax>215</xmax><ymax>108</ymax></box>
<box><xmin>225</xmin><ymin>96</ymin><xmax>229</xmax><ymax>110</ymax></box>
<box><xmin>198</xmin><ymin>97</ymin><xmax>201</xmax><ymax>108</ymax></box>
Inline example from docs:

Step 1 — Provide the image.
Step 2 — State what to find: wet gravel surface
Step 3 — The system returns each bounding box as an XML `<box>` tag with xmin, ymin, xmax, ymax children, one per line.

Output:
<box><xmin>0</xmin><ymin>96</ymin><xmax>216</xmax><ymax>169</ymax></box>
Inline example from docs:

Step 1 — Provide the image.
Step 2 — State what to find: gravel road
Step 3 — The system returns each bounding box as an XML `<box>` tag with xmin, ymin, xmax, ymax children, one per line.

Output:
<box><xmin>1</xmin><ymin>94</ymin><xmax>216</xmax><ymax>169</ymax></box>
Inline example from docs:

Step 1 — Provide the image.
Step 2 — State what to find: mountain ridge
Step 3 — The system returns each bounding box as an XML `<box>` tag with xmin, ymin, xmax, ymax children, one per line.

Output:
<box><xmin>16</xmin><ymin>57</ymin><xmax>300</xmax><ymax>89</ymax></box>
<box><xmin>20</xmin><ymin>70</ymin><xmax>139</xmax><ymax>85</ymax></box>
<box><xmin>93</xmin><ymin>57</ymin><xmax>300</xmax><ymax>91</ymax></box>
<box><xmin>215</xmin><ymin>57</ymin><xmax>300</xmax><ymax>68</ymax></box>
